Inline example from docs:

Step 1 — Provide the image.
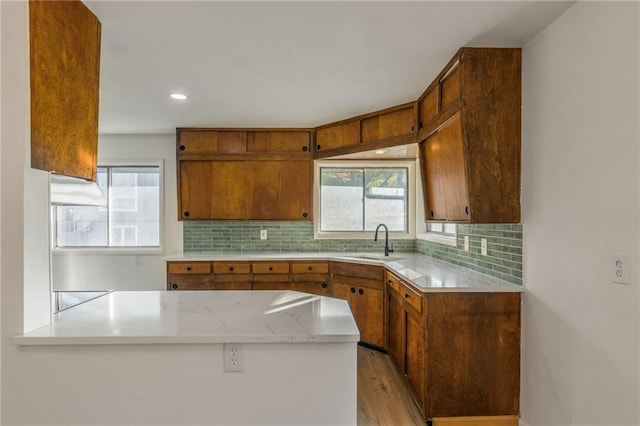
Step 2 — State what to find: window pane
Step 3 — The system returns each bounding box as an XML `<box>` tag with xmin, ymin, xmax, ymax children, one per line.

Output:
<box><xmin>320</xmin><ymin>168</ymin><xmax>364</xmax><ymax>231</ymax></box>
<box><xmin>364</xmin><ymin>168</ymin><xmax>407</xmax><ymax>231</ymax></box>
<box><xmin>110</xmin><ymin>167</ymin><xmax>160</xmax><ymax>247</ymax></box>
<box><xmin>443</xmin><ymin>223</ymin><xmax>456</xmax><ymax>234</ymax></box>
<box><xmin>55</xmin><ymin>168</ymin><xmax>108</xmax><ymax>247</ymax></box>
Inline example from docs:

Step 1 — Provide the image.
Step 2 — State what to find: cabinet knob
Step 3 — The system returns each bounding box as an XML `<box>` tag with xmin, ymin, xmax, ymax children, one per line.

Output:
<box><xmin>179</xmin><ymin>145</ymin><xmax>186</xmax><ymax>151</ymax></box>
<box><xmin>171</xmin><ymin>283</ymin><xmax>178</xmax><ymax>290</ymax></box>
<box><xmin>358</xmin><ymin>288</ymin><xmax>364</xmax><ymax>295</ymax></box>
<box><xmin>387</xmin><ymin>279</ymin><xmax>393</xmax><ymax>284</ymax></box>
<box><xmin>302</xmin><ymin>146</ymin><xmax>309</xmax><ymax>152</ymax></box>
<box><xmin>350</xmin><ymin>287</ymin><xmax>356</xmax><ymax>293</ymax></box>
<box><xmin>229</xmin><ymin>267</ymin><xmax>234</xmax><ymax>272</ymax></box>
<box><xmin>430</xmin><ymin>210</ymin><xmax>434</xmax><ymax>217</ymax></box>
<box><xmin>419</xmin><ymin>121</ymin><xmax>424</xmax><ymax>129</ymax></box>
<box><xmin>184</xmin><ymin>211</ymin><xmax>190</xmax><ymax>218</ymax></box>
<box><xmin>321</xmin><ymin>282</ymin><xmax>328</xmax><ymax>289</ymax></box>
<box><xmin>308</xmin><ymin>266</ymin><xmax>313</xmax><ymax>271</ymax></box>
<box><xmin>405</xmin><ymin>293</ymin><xmax>410</xmax><ymax>299</ymax></box>
<box><xmin>465</xmin><ymin>206</ymin><xmax>469</xmax><ymax>215</ymax></box>
<box><xmin>302</xmin><ymin>212</ymin><xmax>309</xmax><ymax>218</ymax></box>
<box><xmin>186</xmin><ymin>266</ymin><xmax>192</xmax><ymax>271</ymax></box>
<box><xmin>411</xmin><ymin>125</ymin><xmax>414</xmax><ymax>132</ymax></box>
<box><xmin>268</xmin><ymin>266</ymin><xmax>273</xmax><ymax>271</ymax></box>
<box><xmin>316</xmin><ymin>144</ymin><xmax>321</xmax><ymax>150</ymax></box>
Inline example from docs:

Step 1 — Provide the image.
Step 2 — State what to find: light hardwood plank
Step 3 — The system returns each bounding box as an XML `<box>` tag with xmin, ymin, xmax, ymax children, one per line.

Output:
<box><xmin>357</xmin><ymin>346</ymin><xmax>424</xmax><ymax>426</ymax></box>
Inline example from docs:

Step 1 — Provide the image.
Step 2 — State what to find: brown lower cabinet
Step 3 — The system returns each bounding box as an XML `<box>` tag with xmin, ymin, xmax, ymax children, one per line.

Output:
<box><xmin>331</xmin><ymin>261</ymin><xmax>385</xmax><ymax>349</ymax></box>
<box><xmin>386</xmin><ymin>271</ymin><xmax>521</xmax><ymax>420</ymax></box>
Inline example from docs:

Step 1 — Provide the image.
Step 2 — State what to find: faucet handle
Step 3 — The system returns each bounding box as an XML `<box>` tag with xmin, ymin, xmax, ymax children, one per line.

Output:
<box><xmin>388</xmin><ymin>244</ymin><xmax>394</xmax><ymax>254</ymax></box>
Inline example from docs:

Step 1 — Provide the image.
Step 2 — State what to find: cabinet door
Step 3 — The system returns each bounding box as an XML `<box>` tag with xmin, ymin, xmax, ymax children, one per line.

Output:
<box><xmin>356</xmin><ymin>286</ymin><xmax>385</xmax><ymax>348</ymax></box>
<box><xmin>420</xmin><ymin>114</ymin><xmax>469</xmax><ymax>221</ymax></box>
<box><xmin>315</xmin><ymin>120</ymin><xmax>360</xmax><ymax>152</ymax></box>
<box><xmin>388</xmin><ymin>293</ymin><xmax>406</xmax><ymax>372</ymax></box>
<box><xmin>247</xmin><ymin>131</ymin><xmax>310</xmax><ymax>153</ymax></box>
<box><xmin>30</xmin><ymin>1</ymin><xmax>101</xmax><ymax>181</ymax></box>
<box><xmin>361</xmin><ymin>106</ymin><xmax>415</xmax><ymax>143</ymax></box>
<box><xmin>406</xmin><ymin>312</ymin><xmax>425</xmax><ymax>408</ymax></box>
<box><xmin>167</xmin><ymin>275</ymin><xmax>213</xmax><ymax>291</ymax></box>
<box><xmin>291</xmin><ymin>281</ymin><xmax>331</xmax><ymax>296</ymax></box>
<box><xmin>179</xmin><ymin>160</ymin><xmax>312</xmax><ymax>220</ymax></box>
<box><xmin>178</xmin><ymin>130</ymin><xmax>247</xmax><ymax>154</ymax></box>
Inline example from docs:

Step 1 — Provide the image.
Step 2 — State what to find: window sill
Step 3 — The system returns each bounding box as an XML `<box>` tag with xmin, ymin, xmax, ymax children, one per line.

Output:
<box><xmin>416</xmin><ymin>232</ymin><xmax>457</xmax><ymax>247</ymax></box>
<box><xmin>52</xmin><ymin>247</ymin><xmax>164</xmax><ymax>256</ymax></box>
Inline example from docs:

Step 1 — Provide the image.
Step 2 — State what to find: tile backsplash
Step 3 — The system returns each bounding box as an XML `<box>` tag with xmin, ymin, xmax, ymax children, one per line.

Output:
<box><xmin>183</xmin><ymin>221</ymin><xmax>522</xmax><ymax>285</ymax></box>
<box><xmin>416</xmin><ymin>224</ymin><xmax>523</xmax><ymax>285</ymax></box>
<box><xmin>183</xmin><ymin>221</ymin><xmax>416</xmax><ymax>253</ymax></box>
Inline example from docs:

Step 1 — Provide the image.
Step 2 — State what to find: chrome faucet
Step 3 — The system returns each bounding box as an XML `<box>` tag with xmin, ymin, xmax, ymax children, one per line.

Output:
<box><xmin>374</xmin><ymin>223</ymin><xmax>394</xmax><ymax>257</ymax></box>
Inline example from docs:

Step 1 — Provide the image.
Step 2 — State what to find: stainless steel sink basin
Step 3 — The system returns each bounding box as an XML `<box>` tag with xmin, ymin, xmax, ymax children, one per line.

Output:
<box><xmin>343</xmin><ymin>254</ymin><xmax>405</xmax><ymax>261</ymax></box>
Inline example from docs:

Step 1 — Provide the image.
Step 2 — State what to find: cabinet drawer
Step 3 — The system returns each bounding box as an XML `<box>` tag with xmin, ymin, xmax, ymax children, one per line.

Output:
<box><xmin>385</xmin><ymin>271</ymin><xmax>401</xmax><ymax>293</ymax></box>
<box><xmin>252</xmin><ymin>262</ymin><xmax>290</xmax><ymax>274</ymax></box>
<box><xmin>291</xmin><ymin>262</ymin><xmax>329</xmax><ymax>274</ymax></box>
<box><xmin>213</xmin><ymin>262</ymin><xmax>251</xmax><ymax>274</ymax></box>
<box><xmin>400</xmin><ymin>282</ymin><xmax>423</xmax><ymax>313</ymax></box>
<box><xmin>167</xmin><ymin>262</ymin><xmax>211</xmax><ymax>274</ymax></box>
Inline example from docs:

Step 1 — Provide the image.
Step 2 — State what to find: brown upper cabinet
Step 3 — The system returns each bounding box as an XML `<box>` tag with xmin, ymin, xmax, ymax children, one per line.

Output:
<box><xmin>418</xmin><ymin>48</ymin><xmax>521</xmax><ymax>223</ymax></box>
<box><xmin>177</xmin><ymin>129</ymin><xmax>311</xmax><ymax>154</ymax></box>
<box><xmin>178</xmin><ymin>159</ymin><xmax>312</xmax><ymax>220</ymax></box>
<box><xmin>29</xmin><ymin>0</ymin><xmax>101</xmax><ymax>181</ymax></box>
<box><xmin>315</xmin><ymin>119</ymin><xmax>360</xmax><ymax>152</ymax></box>
<box><xmin>313</xmin><ymin>103</ymin><xmax>416</xmax><ymax>158</ymax></box>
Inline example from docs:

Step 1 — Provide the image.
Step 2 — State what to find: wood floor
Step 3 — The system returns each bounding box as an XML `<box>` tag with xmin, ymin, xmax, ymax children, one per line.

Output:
<box><xmin>357</xmin><ymin>345</ymin><xmax>425</xmax><ymax>426</ymax></box>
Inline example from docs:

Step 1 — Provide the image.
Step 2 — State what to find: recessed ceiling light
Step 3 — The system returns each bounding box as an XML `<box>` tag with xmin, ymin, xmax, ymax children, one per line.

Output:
<box><xmin>170</xmin><ymin>93</ymin><xmax>188</xmax><ymax>100</ymax></box>
<box><xmin>375</xmin><ymin>149</ymin><xmax>386</xmax><ymax>155</ymax></box>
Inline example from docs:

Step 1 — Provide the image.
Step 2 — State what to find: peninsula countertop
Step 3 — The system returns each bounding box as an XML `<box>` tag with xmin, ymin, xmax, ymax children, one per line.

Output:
<box><xmin>14</xmin><ymin>290</ymin><xmax>360</xmax><ymax>345</ymax></box>
<box><xmin>165</xmin><ymin>252</ymin><xmax>523</xmax><ymax>293</ymax></box>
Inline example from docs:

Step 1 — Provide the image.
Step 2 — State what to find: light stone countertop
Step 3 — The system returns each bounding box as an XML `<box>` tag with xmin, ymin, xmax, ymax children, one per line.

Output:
<box><xmin>165</xmin><ymin>251</ymin><xmax>523</xmax><ymax>293</ymax></box>
<box><xmin>13</xmin><ymin>290</ymin><xmax>360</xmax><ymax>345</ymax></box>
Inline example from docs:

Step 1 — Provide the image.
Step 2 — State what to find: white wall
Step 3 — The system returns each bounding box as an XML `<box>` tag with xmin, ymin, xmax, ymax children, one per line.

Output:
<box><xmin>521</xmin><ymin>2</ymin><xmax>639</xmax><ymax>425</ymax></box>
<box><xmin>52</xmin><ymin>134</ymin><xmax>182</xmax><ymax>291</ymax></box>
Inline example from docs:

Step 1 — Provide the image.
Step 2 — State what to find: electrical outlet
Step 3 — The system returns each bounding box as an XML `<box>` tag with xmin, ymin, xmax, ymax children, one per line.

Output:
<box><xmin>612</xmin><ymin>254</ymin><xmax>630</xmax><ymax>285</ymax></box>
<box><xmin>260</xmin><ymin>230</ymin><xmax>267</xmax><ymax>240</ymax></box>
<box><xmin>224</xmin><ymin>343</ymin><xmax>244</xmax><ymax>372</ymax></box>
<box><xmin>463</xmin><ymin>236</ymin><xmax>469</xmax><ymax>251</ymax></box>
<box><xmin>481</xmin><ymin>238</ymin><xmax>488</xmax><ymax>256</ymax></box>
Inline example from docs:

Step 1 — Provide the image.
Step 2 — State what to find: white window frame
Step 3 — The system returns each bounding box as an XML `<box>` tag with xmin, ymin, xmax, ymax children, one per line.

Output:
<box><xmin>314</xmin><ymin>160</ymin><xmax>416</xmax><ymax>240</ymax></box>
<box><xmin>52</xmin><ymin>160</ymin><xmax>164</xmax><ymax>255</ymax></box>
<box><xmin>417</xmin><ymin>222</ymin><xmax>458</xmax><ymax>247</ymax></box>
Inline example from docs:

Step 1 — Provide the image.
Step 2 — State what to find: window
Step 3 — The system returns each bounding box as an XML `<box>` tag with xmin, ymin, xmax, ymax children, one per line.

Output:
<box><xmin>419</xmin><ymin>222</ymin><xmax>458</xmax><ymax>246</ymax></box>
<box><xmin>315</xmin><ymin>161</ymin><xmax>415</xmax><ymax>238</ymax></box>
<box><xmin>54</xmin><ymin>165</ymin><xmax>161</xmax><ymax>249</ymax></box>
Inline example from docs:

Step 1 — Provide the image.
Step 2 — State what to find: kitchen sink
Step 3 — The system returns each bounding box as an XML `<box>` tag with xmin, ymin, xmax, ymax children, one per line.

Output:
<box><xmin>342</xmin><ymin>254</ymin><xmax>405</xmax><ymax>261</ymax></box>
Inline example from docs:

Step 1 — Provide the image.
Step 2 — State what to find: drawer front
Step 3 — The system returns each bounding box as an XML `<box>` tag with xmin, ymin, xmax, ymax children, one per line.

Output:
<box><xmin>291</xmin><ymin>262</ymin><xmax>329</xmax><ymax>274</ymax></box>
<box><xmin>213</xmin><ymin>263</ymin><xmax>251</xmax><ymax>274</ymax></box>
<box><xmin>167</xmin><ymin>262</ymin><xmax>211</xmax><ymax>275</ymax></box>
<box><xmin>385</xmin><ymin>271</ymin><xmax>401</xmax><ymax>293</ymax></box>
<box><xmin>252</xmin><ymin>262</ymin><xmax>290</xmax><ymax>274</ymax></box>
<box><xmin>400</xmin><ymin>282</ymin><xmax>423</xmax><ymax>313</ymax></box>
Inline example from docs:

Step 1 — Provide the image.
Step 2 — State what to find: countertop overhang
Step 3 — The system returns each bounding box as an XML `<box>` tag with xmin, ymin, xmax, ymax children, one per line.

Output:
<box><xmin>14</xmin><ymin>290</ymin><xmax>360</xmax><ymax>346</ymax></box>
<box><xmin>166</xmin><ymin>252</ymin><xmax>523</xmax><ymax>293</ymax></box>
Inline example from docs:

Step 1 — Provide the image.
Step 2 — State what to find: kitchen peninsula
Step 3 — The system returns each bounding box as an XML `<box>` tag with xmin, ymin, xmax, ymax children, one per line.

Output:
<box><xmin>12</xmin><ymin>290</ymin><xmax>359</xmax><ymax>425</ymax></box>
